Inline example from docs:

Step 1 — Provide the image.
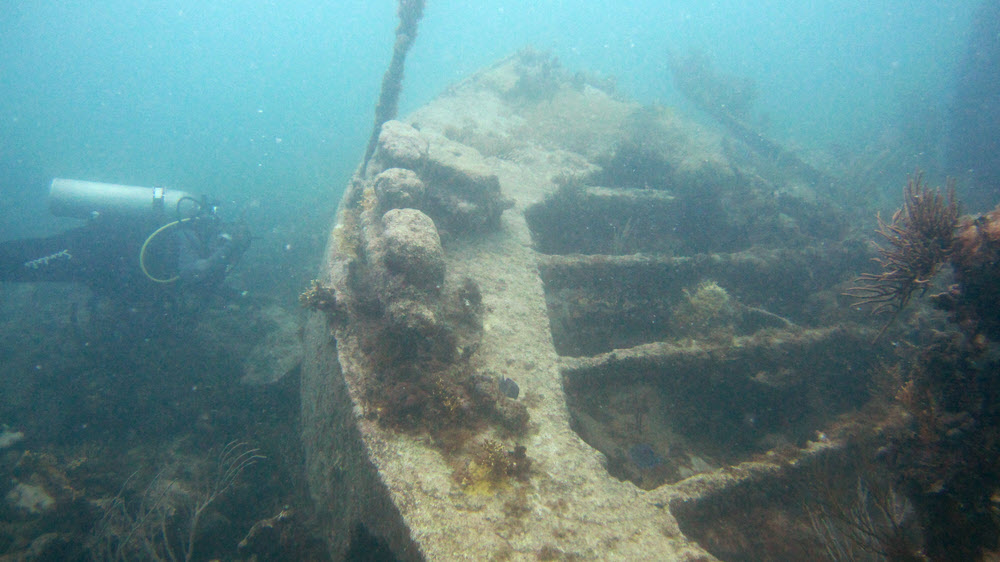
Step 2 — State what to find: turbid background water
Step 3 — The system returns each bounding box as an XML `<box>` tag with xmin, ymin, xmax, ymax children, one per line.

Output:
<box><xmin>0</xmin><ymin>1</ymin><xmax>983</xmax><ymax>294</ymax></box>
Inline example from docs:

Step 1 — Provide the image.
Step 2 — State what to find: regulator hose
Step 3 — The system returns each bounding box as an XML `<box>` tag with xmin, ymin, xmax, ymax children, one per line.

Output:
<box><xmin>139</xmin><ymin>218</ymin><xmax>190</xmax><ymax>283</ymax></box>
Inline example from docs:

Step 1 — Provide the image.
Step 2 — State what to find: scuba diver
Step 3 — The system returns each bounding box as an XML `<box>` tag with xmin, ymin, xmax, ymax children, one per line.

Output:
<box><xmin>0</xmin><ymin>179</ymin><xmax>252</xmax><ymax>334</ymax></box>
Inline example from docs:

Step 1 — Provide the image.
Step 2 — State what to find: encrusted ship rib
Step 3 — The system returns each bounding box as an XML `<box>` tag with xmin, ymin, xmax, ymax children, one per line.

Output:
<box><xmin>300</xmin><ymin>52</ymin><xmax>883</xmax><ymax>561</ymax></box>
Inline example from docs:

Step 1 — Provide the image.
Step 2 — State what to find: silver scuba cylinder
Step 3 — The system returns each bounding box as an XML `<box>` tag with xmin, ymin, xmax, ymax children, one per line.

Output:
<box><xmin>48</xmin><ymin>178</ymin><xmax>200</xmax><ymax>221</ymax></box>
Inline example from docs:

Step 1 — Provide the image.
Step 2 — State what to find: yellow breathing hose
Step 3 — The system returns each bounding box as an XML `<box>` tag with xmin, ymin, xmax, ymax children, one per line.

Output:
<box><xmin>139</xmin><ymin>218</ymin><xmax>190</xmax><ymax>283</ymax></box>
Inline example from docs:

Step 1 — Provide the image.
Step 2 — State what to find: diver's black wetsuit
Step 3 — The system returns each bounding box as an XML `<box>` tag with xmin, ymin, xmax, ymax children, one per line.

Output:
<box><xmin>0</xmin><ymin>216</ymin><xmax>246</xmax><ymax>302</ymax></box>
<box><xmin>175</xmin><ymin>220</ymin><xmax>245</xmax><ymax>288</ymax></box>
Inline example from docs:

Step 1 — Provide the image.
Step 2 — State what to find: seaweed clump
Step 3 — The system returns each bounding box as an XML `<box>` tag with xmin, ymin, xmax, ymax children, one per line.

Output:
<box><xmin>846</xmin><ymin>173</ymin><xmax>959</xmax><ymax>340</ymax></box>
<box><xmin>299</xmin><ymin>280</ymin><xmax>342</xmax><ymax>317</ymax></box>
<box><xmin>671</xmin><ymin>280</ymin><xmax>736</xmax><ymax>342</ymax></box>
<box><xmin>455</xmin><ymin>440</ymin><xmax>531</xmax><ymax>496</ymax></box>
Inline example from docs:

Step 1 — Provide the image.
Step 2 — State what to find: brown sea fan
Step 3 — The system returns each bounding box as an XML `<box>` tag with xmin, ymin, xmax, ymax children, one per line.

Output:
<box><xmin>846</xmin><ymin>173</ymin><xmax>959</xmax><ymax>341</ymax></box>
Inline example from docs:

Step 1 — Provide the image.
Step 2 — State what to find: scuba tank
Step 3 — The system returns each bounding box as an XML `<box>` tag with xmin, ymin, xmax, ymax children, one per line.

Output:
<box><xmin>48</xmin><ymin>178</ymin><xmax>214</xmax><ymax>283</ymax></box>
<box><xmin>48</xmin><ymin>178</ymin><xmax>201</xmax><ymax>221</ymax></box>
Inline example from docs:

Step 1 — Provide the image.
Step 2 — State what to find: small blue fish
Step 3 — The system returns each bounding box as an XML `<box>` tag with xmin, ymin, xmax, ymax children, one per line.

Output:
<box><xmin>499</xmin><ymin>376</ymin><xmax>519</xmax><ymax>399</ymax></box>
